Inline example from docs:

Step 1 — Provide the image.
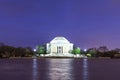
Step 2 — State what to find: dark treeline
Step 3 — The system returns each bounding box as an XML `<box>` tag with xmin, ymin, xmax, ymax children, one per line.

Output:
<box><xmin>0</xmin><ymin>43</ymin><xmax>34</xmax><ymax>58</ymax></box>
<box><xmin>0</xmin><ymin>42</ymin><xmax>120</xmax><ymax>58</ymax></box>
<box><xmin>36</xmin><ymin>45</ymin><xmax>120</xmax><ymax>58</ymax></box>
<box><xmin>84</xmin><ymin>46</ymin><xmax>120</xmax><ymax>58</ymax></box>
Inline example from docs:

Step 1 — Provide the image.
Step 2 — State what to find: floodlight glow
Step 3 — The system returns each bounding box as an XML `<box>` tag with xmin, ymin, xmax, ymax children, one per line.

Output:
<box><xmin>34</xmin><ymin>49</ymin><xmax>36</xmax><ymax>52</ymax></box>
<box><xmin>84</xmin><ymin>49</ymin><xmax>87</xmax><ymax>52</ymax></box>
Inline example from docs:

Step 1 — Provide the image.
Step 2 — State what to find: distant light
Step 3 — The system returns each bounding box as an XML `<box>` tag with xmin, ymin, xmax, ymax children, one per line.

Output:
<box><xmin>34</xmin><ymin>49</ymin><xmax>36</xmax><ymax>52</ymax></box>
<box><xmin>84</xmin><ymin>49</ymin><xmax>87</xmax><ymax>52</ymax></box>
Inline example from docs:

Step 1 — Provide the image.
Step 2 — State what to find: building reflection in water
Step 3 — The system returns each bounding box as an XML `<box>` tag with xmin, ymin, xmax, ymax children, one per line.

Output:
<box><xmin>48</xmin><ymin>59</ymin><xmax>73</xmax><ymax>80</ymax></box>
<box><xmin>33</xmin><ymin>58</ymin><xmax>38</xmax><ymax>80</ymax></box>
<box><xmin>83</xmin><ymin>58</ymin><xmax>89</xmax><ymax>80</ymax></box>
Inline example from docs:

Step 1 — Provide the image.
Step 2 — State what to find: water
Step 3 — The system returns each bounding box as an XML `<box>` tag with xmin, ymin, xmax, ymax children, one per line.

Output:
<box><xmin>0</xmin><ymin>58</ymin><xmax>120</xmax><ymax>80</ymax></box>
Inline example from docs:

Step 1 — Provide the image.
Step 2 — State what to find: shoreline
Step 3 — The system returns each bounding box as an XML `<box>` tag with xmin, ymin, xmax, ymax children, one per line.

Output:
<box><xmin>1</xmin><ymin>56</ymin><xmax>116</xmax><ymax>59</ymax></box>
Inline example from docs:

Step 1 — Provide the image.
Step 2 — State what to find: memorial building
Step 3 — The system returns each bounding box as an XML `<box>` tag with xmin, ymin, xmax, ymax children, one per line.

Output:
<box><xmin>46</xmin><ymin>36</ymin><xmax>73</xmax><ymax>56</ymax></box>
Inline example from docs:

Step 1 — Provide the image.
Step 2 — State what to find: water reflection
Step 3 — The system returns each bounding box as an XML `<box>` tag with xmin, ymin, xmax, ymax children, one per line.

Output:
<box><xmin>33</xmin><ymin>58</ymin><xmax>38</xmax><ymax>80</ymax></box>
<box><xmin>48</xmin><ymin>59</ymin><xmax>73</xmax><ymax>80</ymax></box>
<box><xmin>83</xmin><ymin>58</ymin><xmax>89</xmax><ymax>80</ymax></box>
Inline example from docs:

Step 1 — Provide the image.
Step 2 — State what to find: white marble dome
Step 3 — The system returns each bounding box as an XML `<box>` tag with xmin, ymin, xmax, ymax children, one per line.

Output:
<box><xmin>50</xmin><ymin>37</ymin><xmax>70</xmax><ymax>44</ymax></box>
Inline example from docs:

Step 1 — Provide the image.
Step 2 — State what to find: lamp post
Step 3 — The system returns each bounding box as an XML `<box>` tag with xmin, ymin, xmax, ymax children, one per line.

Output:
<box><xmin>84</xmin><ymin>49</ymin><xmax>87</xmax><ymax>58</ymax></box>
<box><xmin>33</xmin><ymin>49</ymin><xmax>37</xmax><ymax>57</ymax></box>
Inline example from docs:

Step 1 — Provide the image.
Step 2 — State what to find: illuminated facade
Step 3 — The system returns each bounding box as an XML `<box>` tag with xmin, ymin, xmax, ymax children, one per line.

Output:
<box><xmin>46</xmin><ymin>37</ymin><xmax>73</xmax><ymax>56</ymax></box>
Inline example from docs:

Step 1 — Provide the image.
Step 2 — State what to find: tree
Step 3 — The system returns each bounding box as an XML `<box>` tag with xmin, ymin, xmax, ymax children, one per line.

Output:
<box><xmin>0</xmin><ymin>45</ymin><xmax>15</xmax><ymax>58</ymax></box>
<box><xmin>98</xmin><ymin>46</ymin><xmax>108</xmax><ymax>53</ymax></box>
<box><xmin>86</xmin><ymin>48</ymin><xmax>98</xmax><ymax>57</ymax></box>
<box><xmin>72</xmin><ymin>47</ymin><xmax>81</xmax><ymax>55</ymax></box>
<box><xmin>0</xmin><ymin>44</ymin><xmax>34</xmax><ymax>58</ymax></box>
<box><xmin>36</xmin><ymin>45</ymin><xmax>46</xmax><ymax>55</ymax></box>
<box><xmin>14</xmin><ymin>47</ymin><xmax>25</xmax><ymax>57</ymax></box>
<box><xmin>24</xmin><ymin>47</ymin><xmax>34</xmax><ymax>57</ymax></box>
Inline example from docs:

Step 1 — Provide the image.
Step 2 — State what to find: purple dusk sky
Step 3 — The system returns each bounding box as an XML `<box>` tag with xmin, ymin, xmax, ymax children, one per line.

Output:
<box><xmin>0</xmin><ymin>0</ymin><xmax>120</xmax><ymax>49</ymax></box>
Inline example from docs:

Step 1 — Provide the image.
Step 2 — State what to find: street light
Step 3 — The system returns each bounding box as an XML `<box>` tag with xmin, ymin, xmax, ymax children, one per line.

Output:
<box><xmin>33</xmin><ymin>49</ymin><xmax>37</xmax><ymax>57</ymax></box>
<box><xmin>34</xmin><ymin>49</ymin><xmax>36</xmax><ymax>52</ymax></box>
<box><xmin>84</xmin><ymin>49</ymin><xmax>87</xmax><ymax>52</ymax></box>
